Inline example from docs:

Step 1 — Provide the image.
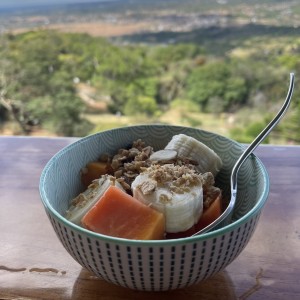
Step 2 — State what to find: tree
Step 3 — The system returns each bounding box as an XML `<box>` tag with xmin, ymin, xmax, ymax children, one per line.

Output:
<box><xmin>186</xmin><ymin>60</ymin><xmax>249</xmax><ymax>112</ymax></box>
<box><xmin>0</xmin><ymin>31</ymin><xmax>93</xmax><ymax>136</ymax></box>
<box><xmin>124</xmin><ymin>96</ymin><xmax>159</xmax><ymax>117</ymax></box>
<box><xmin>187</xmin><ymin>61</ymin><xmax>229</xmax><ymax>109</ymax></box>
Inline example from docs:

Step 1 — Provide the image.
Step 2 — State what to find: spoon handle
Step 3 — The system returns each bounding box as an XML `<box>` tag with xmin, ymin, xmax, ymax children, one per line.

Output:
<box><xmin>193</xmin><ymin>73</ymin><xmax>295</xmax><ymax>236</ymax></box>
<box><xmin>231</xmin><ymin>72</ymin><xmax>295</xmax><ymax>192</ymax></box>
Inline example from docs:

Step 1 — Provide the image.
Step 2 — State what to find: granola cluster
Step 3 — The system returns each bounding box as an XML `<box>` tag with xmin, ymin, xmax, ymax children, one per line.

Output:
<box><xmin>139</xmin><ymin>164</ymin><xmax>202</xmax><ymax>194</ymax></box>
<box><xmin>202</xmin><ymin>172</ymin><xmax>221</xmax><ymax>208</ymax></box>
<box><xmin>96</xmin><ymin>139</ymin><xmax>221</xmax><ymax>204</ymax></box>
<box><xmin>135</xmin><ymin>163</ymin><xmax>221</xmax><ymax>204</ymax></box>
<box><xmin>98</xmin><ymin>139</ymin><xmax>154</xmax><ymax>191</ymax></box>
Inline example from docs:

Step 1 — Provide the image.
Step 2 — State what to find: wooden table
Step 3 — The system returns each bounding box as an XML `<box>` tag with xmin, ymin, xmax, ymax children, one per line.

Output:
<box><xmin>1</xmin><ymin>136</ymin><xmax>300</xmax><ymax>299</ymax></box>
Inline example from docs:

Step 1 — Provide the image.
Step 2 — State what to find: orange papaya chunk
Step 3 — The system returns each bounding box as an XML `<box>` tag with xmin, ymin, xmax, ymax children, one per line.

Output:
<box><xmin>82</xmin><ymin>186</ymin><xmax>165</xmax><ymax>240</ymax></box>
<box><xmin>194</xmin><ymin>193</ymin><xmax>222</xmax><ymax>232</ymax></box>
<box><xmin>81</xmin><ymin>161</ymin><xmax>112</xmax><ymax>187</ymax></box>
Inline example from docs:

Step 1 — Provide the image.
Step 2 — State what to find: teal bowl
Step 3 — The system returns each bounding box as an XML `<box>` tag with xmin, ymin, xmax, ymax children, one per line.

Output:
<box><xmin>39</xmin><ymin>125</ymin><xmax>269</xmax><ymax>291</ymax></box>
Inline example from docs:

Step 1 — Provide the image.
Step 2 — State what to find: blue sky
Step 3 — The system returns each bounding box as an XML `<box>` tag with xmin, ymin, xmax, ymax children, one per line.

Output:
<box><xmin>0</xmin><ymin>0</ymin><xmax>111</xmax><ymax>9</ymax></box>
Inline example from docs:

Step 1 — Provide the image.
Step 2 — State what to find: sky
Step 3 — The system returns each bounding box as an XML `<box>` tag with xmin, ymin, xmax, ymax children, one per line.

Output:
<box><xmin>0</xmin><ymin>0</ymin><xmax>112</xmax><ymax>9</ymax></box>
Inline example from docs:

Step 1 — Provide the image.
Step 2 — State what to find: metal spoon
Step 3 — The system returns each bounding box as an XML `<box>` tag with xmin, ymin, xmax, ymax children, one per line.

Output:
<box><xmin>193</xmin><ymin>73</ymin><xmax>295</xmax><ymax>236</ymax></box>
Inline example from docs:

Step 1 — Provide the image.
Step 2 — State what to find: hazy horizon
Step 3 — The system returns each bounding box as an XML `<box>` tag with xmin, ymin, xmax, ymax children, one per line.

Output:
<box><xmin>0</xmin><ymin>0</ymin><xmax>114</xmax><ymax>9</ymax></box>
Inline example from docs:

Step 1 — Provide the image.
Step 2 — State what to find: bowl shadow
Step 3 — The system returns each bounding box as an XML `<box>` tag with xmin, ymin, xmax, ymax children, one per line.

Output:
<box><xmin>71</xmin><ymin>268</ymin><xmax>237</xmax><ymax>299</ymax></box>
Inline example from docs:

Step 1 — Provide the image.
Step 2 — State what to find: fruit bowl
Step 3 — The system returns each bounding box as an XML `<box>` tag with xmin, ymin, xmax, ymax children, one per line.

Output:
<box><xmin>39</xmin><ymin>124</ymin><xmax>269</xmax><ymax>291</ymax></box>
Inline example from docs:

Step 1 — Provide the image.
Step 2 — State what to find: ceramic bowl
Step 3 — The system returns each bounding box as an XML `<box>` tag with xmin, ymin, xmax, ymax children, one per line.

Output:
<box><xmin>39</xmin><ymin>125</ymin><xmax>269</xmax><ymax>291</ymax></box>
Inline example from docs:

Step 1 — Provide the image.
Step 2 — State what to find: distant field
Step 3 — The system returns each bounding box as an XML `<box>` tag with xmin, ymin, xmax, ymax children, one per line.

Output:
<box><xmin>12</xmin><ymin>21</ymin><xmax>152</xmax><ymax>37</ymax></box>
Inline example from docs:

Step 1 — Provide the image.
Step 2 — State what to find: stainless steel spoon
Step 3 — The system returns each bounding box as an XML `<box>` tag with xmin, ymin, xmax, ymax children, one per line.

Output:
<box><xmin>193</xmin><ymin>72</ymin><xmax>295</xmax><ymax>236</ymax></box>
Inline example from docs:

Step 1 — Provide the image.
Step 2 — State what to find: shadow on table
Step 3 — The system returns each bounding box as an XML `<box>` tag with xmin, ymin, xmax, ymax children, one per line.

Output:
<box><xmin>71</xmin><ymin>268</ymin><xmax>237</xmax><ymax>299</ymax></box>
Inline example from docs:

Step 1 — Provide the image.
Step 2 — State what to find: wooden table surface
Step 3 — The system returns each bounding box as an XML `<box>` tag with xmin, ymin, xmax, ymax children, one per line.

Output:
<box><xmin>1</xmin><ymin>136</ymin><xmax>300</xmax><ymax>300</ymax></box>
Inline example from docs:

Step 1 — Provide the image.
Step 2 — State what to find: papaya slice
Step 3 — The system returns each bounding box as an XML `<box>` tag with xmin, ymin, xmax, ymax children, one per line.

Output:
<box><xmin>82</xmin><ymin>185</ymin><xmax>165</xmax><ymax>240</ymax></box>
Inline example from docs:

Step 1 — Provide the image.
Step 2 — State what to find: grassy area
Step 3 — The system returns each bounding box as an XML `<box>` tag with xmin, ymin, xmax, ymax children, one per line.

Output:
<box><xmin>1</xmin><ymin>105</ymin><xmax>288</xmax><ymax>144</ymax></box>
<box><xmin>85</xmin><ymin>110</ymin><xmax>241</xmax><ymax>138</ymax></box>
<box><xmin>84</xmin><ymin>104</ymin><xmax>288</xmax><ymax>144</ymax></box>
<box><xmin>84</xmin><ymin>111</ymin><xmax>228</xmax><ymax>136</ymax></box>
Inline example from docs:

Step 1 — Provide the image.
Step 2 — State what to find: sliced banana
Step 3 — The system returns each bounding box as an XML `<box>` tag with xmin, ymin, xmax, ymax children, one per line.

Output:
<box><xmin>165</xmin><ymin>134</ymin><xmax>222</xmax><ymax>176</ymax></box>
<box><xmin>149</xmin><ymin>149</ymin><xmax>177</xmax><ymax>162</ymax></box>
<box><xmin>131</xmin><ymin>164</ymin><xmax>203</xmax><ymax>233</ymax></box>
<box><xmin>66</xmin><ymin>175</ymin><xmax>124</xmax><ymax>225</ymax></box>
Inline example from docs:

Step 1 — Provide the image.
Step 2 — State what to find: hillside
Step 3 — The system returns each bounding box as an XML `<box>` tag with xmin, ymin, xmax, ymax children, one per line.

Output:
<box><xmin>1</xmin><ymin>0</ymin><xmax>300</xmax><ymax>35</ymax></box>
<box><xmin>0</xmin><ymin>0</ymin><xmax>299</xmax><ymax>143</ymax></box>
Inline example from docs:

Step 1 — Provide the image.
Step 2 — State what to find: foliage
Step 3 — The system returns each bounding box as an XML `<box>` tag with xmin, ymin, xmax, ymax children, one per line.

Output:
<box><xmin>124</xmin><ymin>96</ymin><xmax>159</xmax><ymax>117</ymax></box>
<box><xmin>0</xmin><ymin>30</ymin><xmax>93</xmax><ymax>136</ymax></box>
<box><xmin>229</xmin><ymin>121</ymin><xmax>270</xmax><ymax>144</ymax></box>
<box><xmin>186</xmin><ymin>61</ymin><xmax>249</xmax><ymax>112</ymax></box>
<box><xmin>170</xmin><ymin>98</ymin><xmax>200</xmax><ymax>113</ymax></box>
<box><xmin>0</xmin><ymin>29</ymin><xmax>299</xmax><ymax>143</ymax></box>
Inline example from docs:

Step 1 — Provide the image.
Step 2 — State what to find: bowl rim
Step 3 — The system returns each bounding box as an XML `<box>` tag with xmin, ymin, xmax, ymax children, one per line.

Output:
<box><xmin>39</xmin><ymin>124</ymin><xmax>270</xmax><ymax>245</ymax></box>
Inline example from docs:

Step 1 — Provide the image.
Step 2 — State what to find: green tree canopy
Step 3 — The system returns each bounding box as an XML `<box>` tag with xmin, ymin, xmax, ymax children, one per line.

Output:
<box><xmin>187</xmin><ymin>61</ymin><xmax>249</xmax><ymax>112</ymax></box>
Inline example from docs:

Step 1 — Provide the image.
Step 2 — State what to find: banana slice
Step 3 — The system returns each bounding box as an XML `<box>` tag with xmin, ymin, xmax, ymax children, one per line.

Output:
<box><xmin>165</xmin><ymin>134</ymin><xmax>222</xmax><ymax>176</ymax></box>
<box><xmin>66</xmin><ymin>175</ymin><xmax>124</xmax><ymax>225</ymax></box>
<box><xmin>131</xmin><ymin>164</ymin><xmax>203</xmax><ymax>233</ymax></box>
<box><xmin>149</xmin><ymin>149</ymin><xmax>177</xmax><ymax>162</ymax></box>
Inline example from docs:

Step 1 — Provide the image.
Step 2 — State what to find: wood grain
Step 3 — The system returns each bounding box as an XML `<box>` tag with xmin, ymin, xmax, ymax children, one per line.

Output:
<box><xmin>0</xmin><ymin>137</ymin><xmax>299</xmax><ymax>299</ymax></box>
